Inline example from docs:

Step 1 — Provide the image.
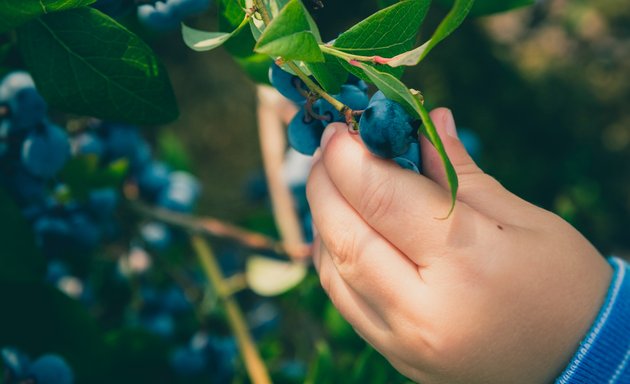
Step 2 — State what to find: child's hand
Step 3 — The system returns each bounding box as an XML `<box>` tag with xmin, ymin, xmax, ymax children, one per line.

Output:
<box><xmin>306</xmin><ymin>108</ymin><xmax>613</xmax><ymax>384</ymax></box>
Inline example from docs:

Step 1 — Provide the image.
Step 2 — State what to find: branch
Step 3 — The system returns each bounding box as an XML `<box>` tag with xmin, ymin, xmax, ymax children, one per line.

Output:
<box><xmin>129</xmin><ymin>199</ymin><xmax>299</xmax><ymax>258</ymax></box>
<box><xmin>191</xmin><ymin>235</ymin><xmax>272</xmax><ymax>384</ymax></box>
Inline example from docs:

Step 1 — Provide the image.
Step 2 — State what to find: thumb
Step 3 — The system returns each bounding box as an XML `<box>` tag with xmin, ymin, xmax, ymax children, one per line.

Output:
<box><xmin>420</xmin><ymin>108</ymin><xmax>531</xmax><ymax>223</ymax></box>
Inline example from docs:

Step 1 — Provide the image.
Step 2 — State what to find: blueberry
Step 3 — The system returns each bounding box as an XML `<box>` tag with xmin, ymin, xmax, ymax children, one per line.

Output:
<box><xmin>67</xmin><ymin>212</ymin><xmax>101</xmax><ymax>250</ymax></box>
<box><xmin>170</xmin><ymin>346</ymin><xmax>207</xmax><ymax>377</ymax></box>
<box><xmin>347</xmin><ymin>74</ymin><xmax>369</xmax><ymax>93</ymax></box>
<box><xmin>27</xmin><ymin>354</ymin><xmax>74</xmax><ymax>384</ymax></box>
<box><xmin>72</xmin><ymin>132</ymin><xmax>104</xmax><ymax>158</ymax></box>
<box><xmin>156</xmin><ymin>171</ymin><xmax>201</xmax><ymax>213</ymax></box>
<box><xmin>141</xmin><ymin>312</ymin><xmax>175</xmax><ymax>339</ymax></box>
<box><xmin>46</xmin><ymin>260</ymin><xmax>71</xmax><ymax>284</ymax></box>
<box><xmin>394</xmin><ymin>141</ymin><xmax>421</xmax><ymax>173</ymax></box>
<box><xmin>21</xmin><ymin>122</ymin><xmax>71</xmax><ymax>179</ymax></box>
<box><xmin>1</xmin><ymin>347</ymin><xmax>31</xmax><ymax>381</ymax></box>
<box><xmin>287</xmin><ymin>109</ymin><xmax>325</xmax><ymax>156</ymax></box>
<box><xmin>0</xmin><ymin>71</ymin><xmax>47</xmax><ymax>132</ymax></box>
<box><xmin>137</xmin><ymin>2</ymin><xmax>181</xmax><ymax>32</ymax></box>
<box><xmin>359</xmin><ymin>91</ymin><xmax>417</xmax><ymax>158</ymax></box>
<box><xmin>4</xmin><ymin>165</ymin><xmax>46</xmax><ymax>205</ymax></box>
<box><xmin>314</xmin><ymin>84</ymin><xmax>369</xmax><ymax>126</ymax></box>
<box><xmin>87</xmin><ymin>188</ymin><xmax>118</xmax><ymax>221</ymax></box>
<box><xmin>140</xmin><ymin>221</ymin><xmax>172</xmax><ymax>251</ymax></box>
<box><xmin>100</xmin><ymin>123</ymin><xmax>142</xmax><ymax>164</ymax></box>
<box><xmin>161</xmin><ymin>285</ymin><xmax>190</xmax><ymax>314</ymax></box>
<box><xmin>137</xmin><ymin>162</ymin><xmax>171</xmax><ymax>201</ymax></box>
<box><xmin>269</xmin><ymin>63</ymin><xmax>306</xmax><ymax>104</ymax></box>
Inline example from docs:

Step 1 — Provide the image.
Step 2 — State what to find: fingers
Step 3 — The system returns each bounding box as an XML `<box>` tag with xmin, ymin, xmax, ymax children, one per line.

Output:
<box><xmin>307</xmin><ymin>159</ymin><xmax>427</xmax><ymax>322</ymax></box>
<box><xmin>317</xmin><ymin>123</ymin><xmax>491</xmax><ymax>262</ymax></box>
<box><xmin>420</xmin><ymin>108</ymin><xmax>542</xmax><ymax>225</ymax></box>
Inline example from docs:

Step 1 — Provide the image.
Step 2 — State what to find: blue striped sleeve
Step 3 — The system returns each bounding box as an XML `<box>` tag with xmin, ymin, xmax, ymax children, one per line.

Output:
<box><xmin>555</xmin><ymin>257</ymin><xmax>630</xmax><ymax>384</ymax></box>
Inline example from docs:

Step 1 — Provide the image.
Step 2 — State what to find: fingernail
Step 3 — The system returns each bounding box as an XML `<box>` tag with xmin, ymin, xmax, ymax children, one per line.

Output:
<box><xmin>443</xmin><ymin>109</ymin><xmax>458</xmax><ymax>138</ymax></box>
<box><xmin>320</xmin><ymin>124</ymin><xmax>338</xmax><ymax>150</ymax></box>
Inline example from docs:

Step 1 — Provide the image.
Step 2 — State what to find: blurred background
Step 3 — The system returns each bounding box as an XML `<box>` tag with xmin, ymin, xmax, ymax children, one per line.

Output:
<box><xmin>1</xmin><ymin>0</ymin><xmax>628</xmax><ymax>383</ymax></box>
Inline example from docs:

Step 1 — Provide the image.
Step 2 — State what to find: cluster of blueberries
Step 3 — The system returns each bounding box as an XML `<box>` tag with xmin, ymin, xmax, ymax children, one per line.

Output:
<box><xmin>1</xmin><ymin>348</ymin><xmax>73</xmax><ymax>384</ymax></box>
<box><xmin>0</xmin><ymin>70</ymin><xmax>201</xmax><ymax>260</ymax></box>
<box><xmin>169</xmin><ymin>331</ymin><xmax>238</xmax><ymax>380</ymax></box>
<box><xmin>91</xmin><ymin>0</ymin><xmax>211</xmax><ymax>32</ymax></box>
<box><xmin>269</xmin><ymin>63</ymin><xmax>424</xmax><ymax>173</ymax></box>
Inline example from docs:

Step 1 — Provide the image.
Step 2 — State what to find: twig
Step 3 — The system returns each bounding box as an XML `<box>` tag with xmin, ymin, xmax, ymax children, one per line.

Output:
<box><xmin>130</xmin><ymin>199</ymin><xmax>298</xmax><ymax>258</ymax></box>
<box><xmin>191</xmin><ymin>235</ymin><xmax>272</xmax><ymax>384</ymax></box>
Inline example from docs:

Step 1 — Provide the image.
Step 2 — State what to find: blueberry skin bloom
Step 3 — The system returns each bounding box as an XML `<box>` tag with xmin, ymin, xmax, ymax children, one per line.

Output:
<box><xmin>287</xmin><ymin>109</ymin><xmax>325</xmax><ymax>156</ymax></box>
<box><xmin>359</xmin><ymin>92</ymin><xmax>417</xmax><ymax>159</ymax></box>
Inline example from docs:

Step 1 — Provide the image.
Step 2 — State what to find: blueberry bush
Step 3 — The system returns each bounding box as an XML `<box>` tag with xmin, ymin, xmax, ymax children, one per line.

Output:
<box><xmin>11</xmin><ymin>0</ymin><xmax>625</xmax><ymax>383</ymax></box>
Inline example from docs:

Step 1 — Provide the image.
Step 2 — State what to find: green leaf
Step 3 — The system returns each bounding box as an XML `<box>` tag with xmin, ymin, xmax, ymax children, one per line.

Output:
<box><xmin>0</xmin><ymin>189</ymin><xmax>45</xmax><ymax>283</ymax></box>
<box><xmin>435</xmin><ymin>0</ymin><xmax>533</xmax><ymax>16</ymax></box>
<box><xmin>255</xmin><ymin>0</ymin><xmax>324</xmax><ymax>62</ymax></box>
<box><xmin>333</xmin><ymin>0</ymin><xmax>429</xmax><ymax>80</ymax></box>
<box><xmin>358</xmin><ymin>63</ymin><xmax>458</xmax><ymax>214</ymax></box>
<box><xmin>17</xmin><ymin>7</ymin><xmax>178</xmax><ymax>125</ymax></box>
<box><xmin>60</xmin><ymin>155</ymin><xmax>128</xmax><ymax>201</ymax></box>
<box><xmin>182</xmin><ymin>15</ymin><xmax>249</xmax><ymax>52</ymax></box>
<box><xmin>306</xmin><ymin>53</ymin><xmax>348</xmax><ymax>93</ymax></box>
<box><xmin>219</xmin><ymin>0</ymin><xmax>257</xmax><ymax>58</ymax></box>
<box><xmin>388</xmin><ymin>0</ymin><xmax>474</xmax><ymax>67</ymax></box>
<box><xmin>305</xmin><ymin>340</ymin><xmax>334</xmax><ymax>384</ymax></box>
<box><xmin>0</xmin><ymin>0</ymin><xmax>95</xmax><ymax>34</ymax></box>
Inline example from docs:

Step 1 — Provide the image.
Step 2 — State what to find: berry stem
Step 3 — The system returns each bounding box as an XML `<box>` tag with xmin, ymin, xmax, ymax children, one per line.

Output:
<box><xmin>252</xmin><ymin>0</ymin><xmax>357</xmax><ymax>128</ymax></box>
<box><xmin>191</xmin><ymin>235</ymin><xmax>272</xmax><ymax>384</ymax></box>
<box><xmin>285</xmin><ymin>61</ymin><xmax>358</xmax><ymax>129</ymax></box>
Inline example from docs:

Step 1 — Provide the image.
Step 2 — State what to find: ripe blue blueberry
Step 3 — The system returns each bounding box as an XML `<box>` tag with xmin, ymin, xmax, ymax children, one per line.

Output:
<box><xmin>137</xmin><ymin>2</ymin><xmax>181</xmax><ymax>32</ymax></box>
<box><xmin>394</xmin><ymin>142</ymin><xmax>422</xmax><ymax>173</ymax></box>
<box><xmin>72</xmin><ymin>132</ymin><xmax>104</xmax><ymax>158</ymax></box>
<box><xmin>87</xmin><ymin>188</ymin><xmax>118</xmax><ymax>221</ymax></box>
<box><xmin>359</xmin><ymin>91</ymin><xmax>417</xmax><ymax>158</ymax></box>
<box><xmin>170</xmin><ymin>346</ymin><xmax>208</xmax><ymax>376</ymax></box>
<box><xmin>156</xmin><ymin>171</ymin><xmax>201</xmax><ymax>213</ymax></box>
<box><xmin>287</xmin><ymin>109</ymin><xmax>325</xmax><ymax>156</ymax></box>
<box><xmin>140</xmin><ymin>221</ymin><xmax>172</xmax><ymax>250</ymax></box>
<box><xmin>21</xmin><ymin>122</ymin><xmax>71</xmax><ymax>179</ymax></box>
<box><xmin>137</xmin><ymin>161</ymin><xmax>171</xmax><ymax>201</ymax></box>
<box><xmin>100</xmin><ymin>123</ymin><xmax>142</xmax><ymax>164</ymax></box>
<box><xmin>314</xmin><ymin>84</ymin><xmax>369</xmax><ymax>126</ymax></box>
<box><xmin>0</xmin><ymin>71</ymin><xmax>47</xmax><ymax>132</ymax></box>
<box><xmin>28</xmin><ymin>354</ymin><xmax>74</xmax><ymax>384</ymax></box>
<box><xmin>269</xmin><ymin>63</ymin><xmax>306</xmax><ymax>104</ymax></box>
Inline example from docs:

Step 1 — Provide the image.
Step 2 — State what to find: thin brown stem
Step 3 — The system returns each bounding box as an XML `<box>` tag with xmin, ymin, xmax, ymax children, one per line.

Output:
<box><xmin>130</xmin><ymin>199</ymin><xmax>298</xmax><ymax>258</ymax></box>
<box><xmin>191</xmin><ymin>235</ymin><xmax>272</xmax><ymax>384</ymax></box>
